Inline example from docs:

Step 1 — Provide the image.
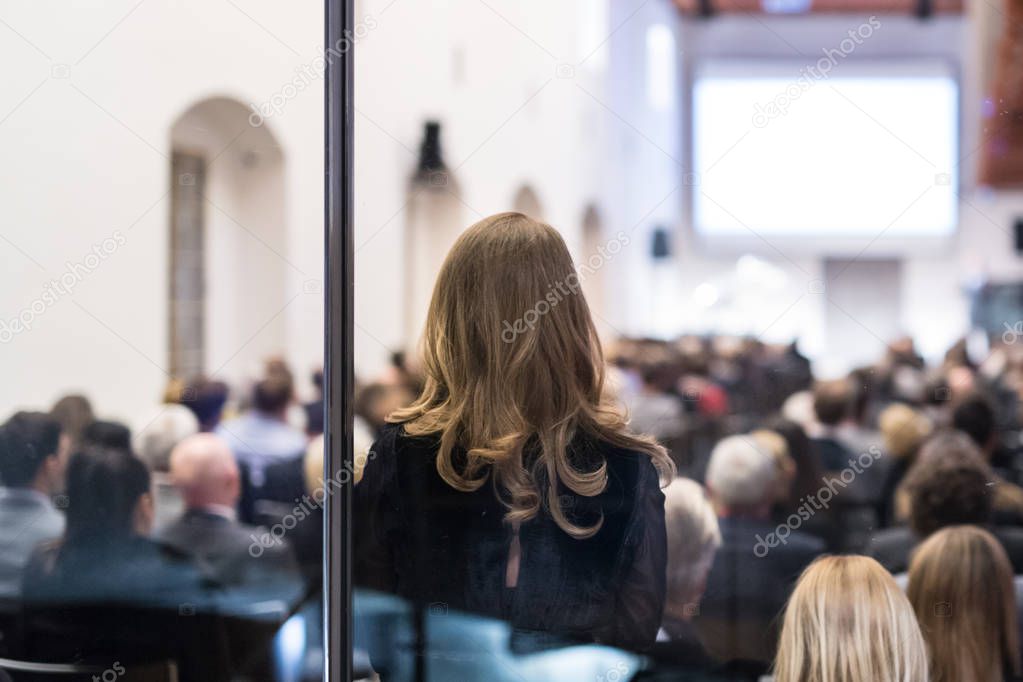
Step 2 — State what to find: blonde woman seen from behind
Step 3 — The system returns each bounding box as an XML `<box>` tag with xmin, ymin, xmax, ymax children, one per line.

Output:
<box><xmin>353</xmin><ymin>212</ymin><xmax>674</xmax><ymax>650</ymax></box>
<box><xmin>774</xmin><ymin>555</ymin><xmax>928</xmax><ymax>682</ymax></box>
<box><xmin>908</xmin><ymin>525</ymin><xmax>1021</xmax><ymax>682</ymax></box>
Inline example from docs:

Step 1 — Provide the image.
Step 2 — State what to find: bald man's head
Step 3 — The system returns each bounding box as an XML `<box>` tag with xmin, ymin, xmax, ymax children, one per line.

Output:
<box><xmin>169</xmin><ymin>433</ymin><xmax>240</xmax><ymax>510</ymax></box>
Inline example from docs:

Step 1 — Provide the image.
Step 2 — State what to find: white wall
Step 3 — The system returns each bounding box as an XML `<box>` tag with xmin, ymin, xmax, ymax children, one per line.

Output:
<box><xmin>0</xmin><ymin>0</ymin><xmax>324</xmax><ymax>425</ymax></box>
<box><xmin>353</xmin><ymin>0</ymin><xmax>616</xmax><ymax>374</ymax></box>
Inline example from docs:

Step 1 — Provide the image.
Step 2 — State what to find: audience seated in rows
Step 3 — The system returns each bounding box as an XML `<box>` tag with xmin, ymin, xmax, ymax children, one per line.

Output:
<box><xmin>158</xmin><ymin>433</ymin><xmax>299</xmax><ymax>588</ymax></box>
<box><xmin>217</xmin><ymin>361</ymin><xmax>306</xmax><ymax>497</ymax></box>
<box><xmin>869</xmin><ymin>435</ymin><xmax>1023</xmax><ymax>572</ymax></box>
<box><xmin>808</xmin><ymin>379</ymin><xmax>856</xmax><ymax>472</ymax></box>
<box><xmin>894</xmin><ymin>428</ymin><xmax>1023</xmax><ymax>528</ymax></box>
<box><xmin>48</xmin><ymin>394</ymin><xmax>93</xmax><ymax>454</ymax></box>
<box><xmin>908</xmin><ymin>525</ymin><xmax>1021</xmax><ymax>682</ymax></box>
<box><xmin>695</xmin><ymin>435</ymin><xmax>823</xmax><ymax>664</ymax></box>
<box><xmin>303</xmin><ymin>368</ymin><xmax>325</xmax><ymax>437</ymax></box>
<box><xmin>180</xmin><ymin>376</ymin><xmax>229</xmax><ymax>433</ymax></box>
<box><xmin>774</xmin><ymin>556</ymin><xmax>929</xmax><ymax>682</ymax></box>
<box><xmin>0</xmin><ymin>412</ymin><xmax>67</xmax><ymax>599</ymax></box>
<box><xmin>23</xmin><ymin>447</ymin><xmax>212</xmax><ymax>607</ymax></box>
<box><xmin>877</xmin><ymin>402</ymin><xmax>933</xmax><ymax>526</ymax></box>
<box><xmin>82</xmin><ymin>419</ymin><xmax>132</xmax><ymax>451</ymax></box>
<box><xmin>652</xmin><ymin>478</ymin><xmax>720</xmax><ymax>669</ymax></box>
<box><xmin>135</xmin><ymin>404</ymin><xmax>199</xmax><ymax>530</ymax></box>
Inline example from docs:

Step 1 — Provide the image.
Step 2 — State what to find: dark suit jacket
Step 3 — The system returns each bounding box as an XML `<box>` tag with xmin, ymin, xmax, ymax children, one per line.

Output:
<box><xmin>810</xmin><ymin>436</ymin><xmax>854</xmax><ymax>473</ymax></box>
<box><xmin>157</xmin><ymin>509</ymin><xmax>299</xmax><ymax>590</ymax></box>
<box><xmin>869</xmin><ymin>524</ymin><xmax>1023</xmax><ymax>574</ymax></box>
<box><xmin>694</xmin><ymin>517</ymin><xmax>824</xmax><ymax>665</ymax></box>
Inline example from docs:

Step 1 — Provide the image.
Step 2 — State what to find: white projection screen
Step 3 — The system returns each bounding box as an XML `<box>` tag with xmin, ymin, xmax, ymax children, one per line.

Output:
<box><xmin>692</xmin><ymin>61</ymin><xmax>959</xmax><ymax>249</ymax></box>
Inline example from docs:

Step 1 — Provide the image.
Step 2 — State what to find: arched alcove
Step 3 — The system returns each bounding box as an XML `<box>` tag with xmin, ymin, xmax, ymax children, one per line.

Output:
<box><xmin>512</xmin><ymin>184</ymin><xmax>545</xmax><ymax>220</ymax></box>
<box><xmin>403</xmin><ymin>122</ymin><xmax>464</xmax><ymax>352</ymax></box>
<box><xmin>169</xmin><ymin>97</ymin><xmax>287</xmax><ymax>381</ymax></box>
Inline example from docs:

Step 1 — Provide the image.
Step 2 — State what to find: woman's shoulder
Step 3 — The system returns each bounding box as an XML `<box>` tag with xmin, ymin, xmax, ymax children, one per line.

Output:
<box><xmin>361</xmin><ymin>422</ymin><xmax>439</xmax><ymax>484</ymax></box>
<box><xmin>372</xmin><ymin>421</ymin><xmax>439</xmax><ymax>456</ymax></box>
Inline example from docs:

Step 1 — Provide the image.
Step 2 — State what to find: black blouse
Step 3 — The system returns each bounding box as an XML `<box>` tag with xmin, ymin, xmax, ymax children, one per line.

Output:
<box><xmin>353</xmin><ymin>423</ymin><xmax>667</xmax><ymax>650</ymax></box>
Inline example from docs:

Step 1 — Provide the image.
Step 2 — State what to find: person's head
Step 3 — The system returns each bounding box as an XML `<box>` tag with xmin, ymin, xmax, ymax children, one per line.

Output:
<box><xmin>775</xmin><ymin>556</ymin><xmax>928</xmax><ymax>682</ymax></box>
<box><xmin>705</xmin><ymin>435</ymin><xmax>777</xmax><ymax>519</ymax></box>
<box><xmin>908</xmin><ymin>526</ymin><xmax>1020</xmax><ymax>682</ymax></box>
<box><xmin>812</xmin><ymin>379</ymin><xmax>852</xmax><ymax>427</ymax></box>
<box><xmin>780</xmin><ymin>390</ymin><xmax>816</xmax><ymax>432</ymax></box>
<box><xmin>952</xmin><ymin>392</ymin><xmax>997</xmax><ymax>455</ymax></box>
<box><xmin>0</xmin><ymin>411</ymin><xmax>64</xmax><ymax>492</ymax></box>
<box><xmin>355</xmin><ymin>383</ymin><xmax>415</xmax><ymax>433</ymax></box>
<box><xmin>766</xmin><ymin>417</ymin><xmax>822</xmax><ymax>511</ymax></box>
<box><xmin>912</xmin><ymin>429</ymin><xmax>987</xmax><ymax>471</ymax></box>
<box><xmin>391</xmin><ymin>212</ymin><xmax>673</xmax><ymax>539</ymax></box>
<box><xmin>663</xmin><ymin>478</ymin><xmax>721</xmax><ymax>619</ymax></box>
<box><xmin>169</xmin><ymin>433</ymin><xmax>240</xmax><ymax>510</ymax></box>
<box><xmin>50</xmin><ymin>394</ymin><xmax>93</xmax><ymax>450</ymax></box>
<box><xmin>879</xmin><ymin>403</ymin><xmax>932</xmax><ymax>461</ymax></box>
<box><xmin>134</xmin><ymin>405</ymin><xmax>199</xmax><ymax>474</ymax></box>
<box><xmin>64</xmin><ymin>447</ymin><xmax>152</xmax><ymax>543</ymax></box>
<box><xmin>750</xmin><ymin>429</ymin><xmax>795</xmax><ymax>506</ymax></box>
<box><xmin>847</xmin><ymin>366</ymin><xmax>875</xmax><ymax>425</ymax></box>
<box><xmin>908</xmin><ymin>463</ymin><xmax>993</xmax><ymax>537</ymax></box>
<box><xmin>179</xmin><ymin>377</ymin><xmax>229</xmax><ymax>431</ymax></box>
<box><xmin>81</xmin><ymin>420</ymin><xmax>132</xmax><ymax>450</ymax></box>
<box><xmin>252</xmin><ymin>369</ymin><xmax>294</xmax><ymax>418</ymax></box>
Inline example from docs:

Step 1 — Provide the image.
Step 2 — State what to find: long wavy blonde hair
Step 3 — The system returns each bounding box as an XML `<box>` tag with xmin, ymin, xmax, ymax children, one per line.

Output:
<box><xmin>775</xmin><ymin>556</ymin><xmax>929</xmax><ymax>682</ymax></box>
<box><xmin>908</xmin><ymin>526</ymin><xmax>1021</xmax><ymax>682</ymax></box>
<box><xmin>390</xmin><ymin>212</ymin><xmax>672</xmax><ymax>538</ymax></box>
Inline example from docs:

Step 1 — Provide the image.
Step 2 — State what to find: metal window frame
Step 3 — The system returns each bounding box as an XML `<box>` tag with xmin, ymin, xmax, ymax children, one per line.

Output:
<box><xmin>324</xmin><ymin>0</ymin><xmax>354</xmax><ymax>679</ymax></box>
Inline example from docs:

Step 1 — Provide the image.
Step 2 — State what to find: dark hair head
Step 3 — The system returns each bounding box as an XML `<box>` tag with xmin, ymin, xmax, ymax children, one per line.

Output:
<box><xmin>910</xmin><ymin>464</ymin><xmax>993</xmax><ymax>537</ymax></box>
<box><xmin>766</xmin><ymin>417</ymin><xmax>821</xmax><ymax>511</ymax></box>
<box><xmin>81</xmin><ymin>420</ymin><xmax>132</xmax><ymax>450</ymax></box>
<box><xmin>847</xmin><ymin>367</ymin><xmax>876</xmax><ymax>424</ymax></box>
<box><xmin>253</xmin><ymin>372</ymin><xmax>294</xmax><ymax>414</ymax></box>
<box><xmin>952</xmin><ymin>393</ymin><xmax>997</xmax><ymax>451</ymax></box>
<box><xmin>0</xmin><ymin>412</ymin><xmax>61</xmax><ymax>487</ymax></box>
<box><xmin>64</xmin><ymin>447</ymin><xmax>150</xmax><ymax>543</ymax></box>
<box><xmin>180</xmin><ymin>377</ymin><xmax>229</xmax><ymax>430</ymax></box>
<box><xmin>50</xmin><ymin>395</ymin><xmax>93</xmax><ymax>447</ymax></box>
<box><xmin>813</xmin><ymin>379</ymin><xmax>852</xmax><ymax>426</ymax></box>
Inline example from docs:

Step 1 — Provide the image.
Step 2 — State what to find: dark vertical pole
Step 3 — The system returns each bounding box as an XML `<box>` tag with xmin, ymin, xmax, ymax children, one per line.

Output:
<box><xmin>325</xmin><ymin>0</ymin><xmax>354</xmax><ymax>680</ymax></box>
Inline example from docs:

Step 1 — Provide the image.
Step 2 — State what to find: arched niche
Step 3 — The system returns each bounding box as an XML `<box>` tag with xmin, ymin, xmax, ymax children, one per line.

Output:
<box><xmin>168</xmin><ymin>96</ymin><xmax>287</xmax><ymax>382</ymax></box>
<box><xmin>403</xmin><ymin>122</ymin><xmax>464</xmax><ymax>353</ymax></box>
<box><xmin>580</xmin><ymin>203</ymin><xmax>608</xmax><ymax>325</ymax></box>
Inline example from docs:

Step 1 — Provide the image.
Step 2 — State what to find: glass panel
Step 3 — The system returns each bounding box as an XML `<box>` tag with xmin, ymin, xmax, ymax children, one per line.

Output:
<box><xmin>353</xmin><ymin>0</ymin><xmax>1012</xmax><ymax>681</ymax></box>
<box><xmin>0</xmin><ymin>3</ymin><xmax>325</xmax><ymax>680</ymax></box>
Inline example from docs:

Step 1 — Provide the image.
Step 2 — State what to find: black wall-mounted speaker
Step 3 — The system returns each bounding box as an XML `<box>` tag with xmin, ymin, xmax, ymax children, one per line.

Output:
<box><xmin>651</xmin><ymin>227</ymin><xmax>671</xmax><ymax>260</ymax></box>
<box><xmin>1014</xmin><ymin>218</ymin><xmax>1023</xmax><ymax>254</ymax></box>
